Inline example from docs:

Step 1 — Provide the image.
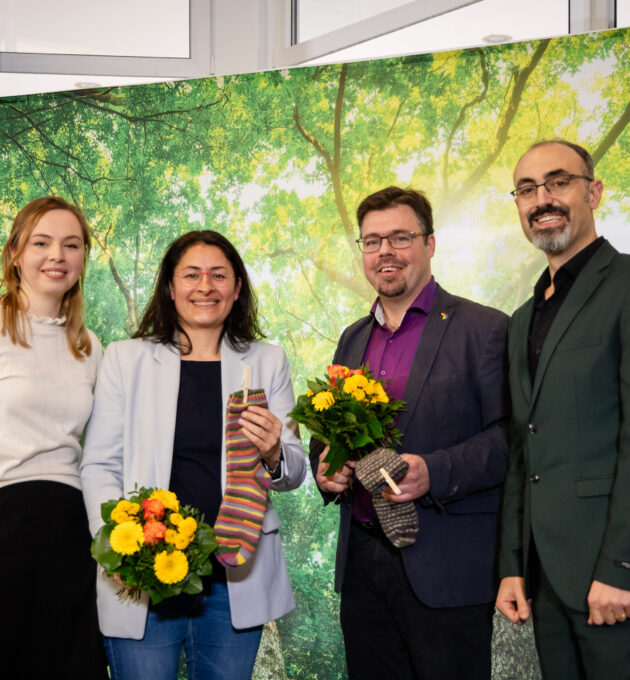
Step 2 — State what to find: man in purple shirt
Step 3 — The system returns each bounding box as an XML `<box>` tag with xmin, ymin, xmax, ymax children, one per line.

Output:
<box><xmin>309</xmin><ymin>186</ymin><xmax>509</xmax><ymax>679</ymax></box>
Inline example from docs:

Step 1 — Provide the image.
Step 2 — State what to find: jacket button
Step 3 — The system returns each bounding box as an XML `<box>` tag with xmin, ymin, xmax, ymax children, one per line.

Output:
<box><xmin>528</xmin><ymin>423</ymin><xmax>537</xmax><ymax>434</ymax></box>
<box><xmin>530</xmin><ymin>473</ymin><xmax>541</xmax><ymax>483</ymax></box>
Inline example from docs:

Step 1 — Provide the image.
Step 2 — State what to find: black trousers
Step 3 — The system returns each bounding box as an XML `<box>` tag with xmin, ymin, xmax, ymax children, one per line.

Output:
<box><xmin>340</xmin><ymin>521</ymin><xmax>493</xmax><ymax>680</ymax></box>
<box><xmin>0</xmin><ymin>480</ymin><xmax>108</xmax><ymax>680</ymax></box>
<box><xmin>531</xmin><ymin>553</ymin><xmax>630</xmax><ymax>680</ymax></box>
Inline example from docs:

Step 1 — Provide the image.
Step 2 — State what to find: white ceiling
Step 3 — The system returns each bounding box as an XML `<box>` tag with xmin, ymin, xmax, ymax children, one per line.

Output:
<box><xmin>0</xmin><ymin>0</ymin><xmax>628</xmax><ymax>99</ymax></box>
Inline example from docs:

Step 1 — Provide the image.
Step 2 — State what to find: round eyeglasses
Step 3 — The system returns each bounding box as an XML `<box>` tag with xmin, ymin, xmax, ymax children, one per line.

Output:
<box><xmin>173</xmin><ymin>270</ymin><xmax>235</xmax><ymax>288</ymax></box>
<box><xmin>355</xmin><ymin>231</ymin><xmax>427</xmax><ymax>253</ymax></box>
<box><xmin>511</xmin><ymin>174</ymin><xmax>593</xmax><ymax>201</ymax></box>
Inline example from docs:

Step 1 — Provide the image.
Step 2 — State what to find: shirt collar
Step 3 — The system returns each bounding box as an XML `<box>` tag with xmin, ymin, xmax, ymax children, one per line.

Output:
<box><xmin>371</xmin><ymin>277</ymin><xmax>437</xmax><ymax>327</ymax></box>
<box><xmin>533</xmin><ymin>236</ymin><xmax>604</xmax><ymax>303</ymax></box>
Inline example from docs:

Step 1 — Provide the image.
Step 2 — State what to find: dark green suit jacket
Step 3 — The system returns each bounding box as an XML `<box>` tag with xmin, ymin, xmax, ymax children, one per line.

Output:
<box><xmin>499</xmin><ymin>239</ymin><xmax>630</xmax><ymax>611</ymax></box>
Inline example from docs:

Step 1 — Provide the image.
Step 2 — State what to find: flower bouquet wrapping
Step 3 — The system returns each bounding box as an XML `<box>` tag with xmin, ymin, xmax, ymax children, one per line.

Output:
<box><xmin>91</xmin><ymin>487</ymin><xmax>218</xmax><ymax>605</ymax></box>
<box><xmin>288</xmin><ymin>364</ymin><xmax>405</xmax><ymax>476</ymax></box>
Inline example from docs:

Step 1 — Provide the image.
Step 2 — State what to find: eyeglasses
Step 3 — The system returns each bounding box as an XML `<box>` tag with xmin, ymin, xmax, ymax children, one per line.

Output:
<box><xmin>174</xmin><ymin>270</ymin><xmax>235</xmax><ymax>288</ymax></box>
<box><xmin>511</xmin><ymin>174</ymin><xmax>593</xmax><ymax>201</ymax></box>
<box><xmin>355</xmin><ymin>231</ymin><xmax>427</xmax><ymax>253</ymax></box>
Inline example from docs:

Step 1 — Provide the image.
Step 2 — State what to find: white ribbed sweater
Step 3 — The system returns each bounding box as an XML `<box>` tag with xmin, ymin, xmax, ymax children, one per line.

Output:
<box><xmin>0</xmin><ymin>315</ymin><xmax>101</xmax><ymax>490</ymax></box>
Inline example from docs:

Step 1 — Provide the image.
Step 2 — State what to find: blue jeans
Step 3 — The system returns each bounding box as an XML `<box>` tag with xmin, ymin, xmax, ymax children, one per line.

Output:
<box><xmin>104</xmin><ymin>582</ymin><xmax>263</xmax><ymax>680</ymax></box>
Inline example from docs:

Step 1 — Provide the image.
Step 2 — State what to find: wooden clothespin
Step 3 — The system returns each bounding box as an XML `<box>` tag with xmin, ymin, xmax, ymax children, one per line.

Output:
<box><xmin>242</xmin><ymin>366</ymin><xmax>251</xmax><ymax>404</ymax></box>
<box><xmin>379</xmin><ymin>467</ymin><xmax>401</xmax><ymax>495</ymax></box>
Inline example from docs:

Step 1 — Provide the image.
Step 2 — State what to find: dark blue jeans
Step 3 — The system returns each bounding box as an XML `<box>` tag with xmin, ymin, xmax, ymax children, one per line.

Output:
<box><xmin>104</xmin><ymin>582</ymin><xmax>263</xmax><ymax>680</ymax></box>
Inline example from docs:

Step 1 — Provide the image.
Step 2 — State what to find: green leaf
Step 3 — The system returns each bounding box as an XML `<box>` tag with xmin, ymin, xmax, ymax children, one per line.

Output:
<box><xmin>183</xmin><ymin>573</ymin><xmax>203</xmax><ymax>594</ymax></box>
<box><xmin>352</xmin><ymin>432</ymin><xmax>372</xmax><ymax>448</ymax></box>
<box><xmin>195</xmin><ymin>524</ymin><xmax>218</xmax><ymax>553</ymax></box>
<box><xmin>198</xmin><ymin>559</ymin><xmax>214</xmax><ymax>576</ymax></box>
<box><xmin>100</xmin><ymin>499</ymin><xmax>118</xmax><ymax>523</ymax></box>
<box><xmin>91</xmin><ymin>525</ymin><xmax>122</xmax><ymax>572</ymax></box>
<box><xmin>322</xmin><ymin>442</ymin><xmax>349</xmax><ymax>476</ymax></box>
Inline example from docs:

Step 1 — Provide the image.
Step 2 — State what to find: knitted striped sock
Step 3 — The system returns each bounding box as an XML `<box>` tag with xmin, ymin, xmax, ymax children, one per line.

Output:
<box><xmin>215</xmin><ymin>389</ymin><xmax>271</xmax><ymax>568</ymax></box>
<box><xmin>355</xmin><ymin>448</ymin><xmax>419</xmax><ymax>548</ymax></box>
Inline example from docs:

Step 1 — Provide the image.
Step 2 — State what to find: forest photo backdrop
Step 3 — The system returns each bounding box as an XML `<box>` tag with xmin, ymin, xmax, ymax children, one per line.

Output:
<box><xmin>1</xmin><ymin>27</ymin><xmax>629</xmax><ymax>680</ymax></box>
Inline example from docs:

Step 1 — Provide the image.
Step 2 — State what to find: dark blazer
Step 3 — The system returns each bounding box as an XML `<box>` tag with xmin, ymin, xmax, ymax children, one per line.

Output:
<box><xmin>499</xmin><ymin>240</ymin><xmax>630</xmax><ymax>611</ymax></box>
<box><xmin>310</xmin><ymin>283</ymin><xmax>510</xmax><ymax>607</ymax></box>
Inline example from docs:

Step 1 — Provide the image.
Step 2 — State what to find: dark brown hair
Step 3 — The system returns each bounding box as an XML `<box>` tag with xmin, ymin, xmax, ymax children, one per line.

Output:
<box><xmin>134</xmin><ymin>230</ymin><xmax>264</xmax><ymax>353</ymax></box>
<box><xmin>1</xmin><ymin>196</ymin><xmax>92</xmax><ymax>359</ymax></box>
<box><xmin>356</xmin><ymin>186</ymin><xmax>434</xmax><ymax>235</ymax></box>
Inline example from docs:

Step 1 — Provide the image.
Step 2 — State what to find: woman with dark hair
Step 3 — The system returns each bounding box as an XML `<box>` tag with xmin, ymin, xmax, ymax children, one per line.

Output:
<box><xmin>81</xmin><ymin>230</ymin><xmax>305</xmax><ymax>680</ymax></box>
<box><xmin>0</xmin><ymin>196</ymin><xmax>107</xmax><ymax>677</ymax></box>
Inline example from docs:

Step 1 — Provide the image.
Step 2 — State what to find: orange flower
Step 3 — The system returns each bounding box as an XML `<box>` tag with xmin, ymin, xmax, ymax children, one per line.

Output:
<box><xmin>143</xmin><ymin>520</ymin><xmax>167</xmax><ymax>545</ymax></box>
<box><xmin>142</xmin><ymin>498</ymin><xmax>165</xmax><ymax>521</ymax></box>
<box><xmin>327</xmin><ymin>365</ymin><xmax>363</xmax><ymax>387</ymax></box>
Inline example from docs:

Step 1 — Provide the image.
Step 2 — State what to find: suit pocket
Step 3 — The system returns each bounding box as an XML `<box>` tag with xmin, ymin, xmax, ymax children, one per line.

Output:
<box><xmin>575</xmin><ymin>476</ymin><xmax>614</xmax><ymax>497</ymax></box>
<box><xmin>555</xmin><ymin>335</ymin><xmax>602</xmax><ymax>353</ymax></box>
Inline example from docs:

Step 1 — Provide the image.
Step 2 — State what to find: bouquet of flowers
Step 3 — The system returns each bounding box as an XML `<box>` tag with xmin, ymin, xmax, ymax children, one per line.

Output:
<box><xmin>289</xmin><ymin>364</ymin><xmax>405</xmax><ymax>476</ymax></box>
<box><xmin>91</xmin><ymin>486</ymin><xmax>218</xmax><ymax>605</ymax></box>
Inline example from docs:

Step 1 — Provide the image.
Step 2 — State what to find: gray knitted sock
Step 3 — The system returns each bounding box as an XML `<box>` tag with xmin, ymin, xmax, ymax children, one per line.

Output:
<box><xmin>355</xmin><ymin>447</ymin><xmax>419</xmax><ymax>548</ymax></box>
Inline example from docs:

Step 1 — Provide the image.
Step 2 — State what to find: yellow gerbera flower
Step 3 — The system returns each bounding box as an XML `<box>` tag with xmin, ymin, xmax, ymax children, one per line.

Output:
<box><xmin>179</xmin><ymin>517</ymin><xmax>197</xmax><ymax>537</ymax></box>
<box><xmin>165</xmin><ymin>529</ymin><xmax>178</xmax><ymax>544</ymax></box>
<box><xmin>110</xmin><ymin>521</ymin><xmax>145</xmax><ymax>555</ymax></box>
<box><xmin>150</xmin><ymin>489</ymin><xmax>180</xmax><ymax>512</ymax></box>
<box><xmin>312</xmin><ymin>390</ymin><xmax>335</xmax><ymax>411</ymax></box>
<box><xmin>154</xmin><ymin>550</ymin><xmax>189</xmax><ymax>584</ymax></box>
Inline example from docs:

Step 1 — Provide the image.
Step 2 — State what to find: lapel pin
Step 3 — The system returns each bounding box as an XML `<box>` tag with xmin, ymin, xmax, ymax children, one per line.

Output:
<box><xmin>441</xmin><ymin>312</ymin><xmax>448</xmax><ymax>320</ymax></box>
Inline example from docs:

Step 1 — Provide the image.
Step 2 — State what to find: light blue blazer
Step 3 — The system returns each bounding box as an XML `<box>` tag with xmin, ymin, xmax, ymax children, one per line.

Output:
<box><xmin>80</xmin><ymin>336</ymin><xmax>306</xmax><ymax>638</ymax></box>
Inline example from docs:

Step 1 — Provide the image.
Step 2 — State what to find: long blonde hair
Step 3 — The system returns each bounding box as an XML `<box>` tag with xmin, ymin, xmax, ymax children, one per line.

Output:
<box><xmin>1</xmin><ymin>196</ymin><xmax>93</xmax><ymax>359</ymax></box>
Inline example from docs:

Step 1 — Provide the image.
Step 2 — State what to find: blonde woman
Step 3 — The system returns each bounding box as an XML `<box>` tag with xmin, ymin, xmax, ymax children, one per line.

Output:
<box><xmin>0</xmin><ymin>197</ymin><xmax>107</xmax><ymax>677</ymax></box>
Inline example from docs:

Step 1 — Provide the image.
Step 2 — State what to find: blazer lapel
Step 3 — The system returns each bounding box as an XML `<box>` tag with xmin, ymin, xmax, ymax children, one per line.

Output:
<box><xmin>531</xmin><ymin>241</ymin><xmax>617</xmax><ymax>405</ymax></box>
<box><xmin>397</xmin><ymin>286</ymin><xmax>456</xmax><ymax>434</ymax></box>
<box><xmin>151</xmin><ymin>341</ymin><xmax>181</xmax><ymax>487</ymax></box>
<box><xmin>511</xmin><ymin>301</ymin><xmax>534</xmax><ymax>407</ymax></box>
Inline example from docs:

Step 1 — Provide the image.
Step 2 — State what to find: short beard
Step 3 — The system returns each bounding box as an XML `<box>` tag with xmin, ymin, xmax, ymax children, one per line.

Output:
<box><xmin>377</xmin><ymin>281</ymin><xmax>407</xmax><ymax>298</ymax></box>
<box><xmin>530</xmin><ymin>224</ymin><xmax>571</xmax><ymax>254</ymax></box>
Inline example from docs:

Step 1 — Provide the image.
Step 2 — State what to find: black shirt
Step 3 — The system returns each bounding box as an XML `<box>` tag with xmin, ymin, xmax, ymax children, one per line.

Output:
<box><xmin>168</xmin><ymin>360</ymin><xmax>226</xmax><ymax>591</ymax></box>
<box><xmin>528</xmin><ymin>237</ymin><xmax>604</xmax><ymax>381</ymax></box>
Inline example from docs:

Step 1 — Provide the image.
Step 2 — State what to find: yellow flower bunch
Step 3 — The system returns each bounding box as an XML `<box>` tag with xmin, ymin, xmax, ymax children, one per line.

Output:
<box><xmin>150</xmin><ymin>488</ymin><xmax>180</xmax><ymax>512</ymax></box>
<box><xmin>154</xmin><ymin>550</ymin><xmax>189</xmax><ymax>584</ymax></box>
<box><xmin>92</xmin><ymin>486</ymin><xmax>218</xmax><ymax>606</ymax></box>
<box><xmin>110</xmin><ymin>499</ymin><xmax>141</xmax><ymax>524</ymax></box>
<box><xmin>110</xmin><ymin>520</ymin><xmax>145</xmax><ymax>555</ymax></box>
<box><xmin>289</xmin><ymin>364</ymin><xmax>405</xmax><ymax>476</ymax></box>
<box><xmin>343</xmin><ymin>374</ymin><xmax>389</xmax><ymax>404</ymax></box>
<box><xmin>165</xmin><ymin>513</ymin><xmax>197</xmax><ymax>550</ymax></box>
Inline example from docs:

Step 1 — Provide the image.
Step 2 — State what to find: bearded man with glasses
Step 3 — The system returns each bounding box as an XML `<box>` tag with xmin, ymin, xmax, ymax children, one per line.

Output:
<box><xmin>310</xmin><ymin>185</ymin><xmax>510</xmax><ymax>679</ymax></box>
<box><xmin>497</xmin><ymin>139</ymin><xmax>630</xmax><ymax>679</ymax></box>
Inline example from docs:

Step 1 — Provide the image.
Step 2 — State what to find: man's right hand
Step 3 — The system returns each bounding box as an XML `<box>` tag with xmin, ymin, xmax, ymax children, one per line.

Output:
<box><xmin>315</xmin><ymin>447</ymin><xmax>355</xmax><ymax>494</ymax></box>
<box><xmin>496</xmin><ymin>576</ymin><xmax>531</xmax><ymax>624</ymax></box>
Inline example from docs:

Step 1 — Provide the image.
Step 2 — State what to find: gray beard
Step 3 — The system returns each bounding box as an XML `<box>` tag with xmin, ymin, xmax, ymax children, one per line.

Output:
<box><xmin>530</xmin><ymin>224</ymin><xmax>571</xmax><ymax>254</ymax></box>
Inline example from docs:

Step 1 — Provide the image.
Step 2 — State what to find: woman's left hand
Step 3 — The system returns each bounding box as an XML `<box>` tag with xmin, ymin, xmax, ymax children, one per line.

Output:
<box><xmin>239</xmin><ymin>405</ymin><xmax>282</xmax><ymax>471</ymax></box>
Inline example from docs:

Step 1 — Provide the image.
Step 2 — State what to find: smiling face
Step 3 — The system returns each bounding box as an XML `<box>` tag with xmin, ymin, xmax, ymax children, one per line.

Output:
<box><xmin>169</xmin><ymin>243</ymin><xmax>242</xmax><ymax>337</ymax></box>
<box><xmin>513</xmin><ymin>143</ymin><xmax>603</xmax><ymax>261</ymax></box>
<box><xmin>16</xmin><ymin>209</ymin><xmax>85</xmax><ymax>316</ymax></box>
<box><xmin>361</xmin><ymin>203</ymin><xmax>435</xmax><ymax>305</ymax></box>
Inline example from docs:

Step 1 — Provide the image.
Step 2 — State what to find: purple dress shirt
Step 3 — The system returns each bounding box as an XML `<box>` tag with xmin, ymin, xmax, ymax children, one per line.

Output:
<box><xmin>352</xmin><ymin>277</ymin><xmax>437</xmax><ymax>522</ymax></box>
